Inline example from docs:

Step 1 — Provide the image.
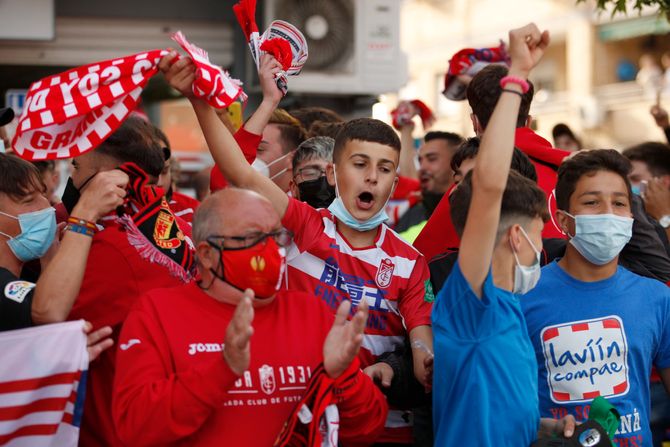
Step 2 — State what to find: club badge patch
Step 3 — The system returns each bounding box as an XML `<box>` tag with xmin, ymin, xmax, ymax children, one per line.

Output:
<box><xmin>259</xmin><ymin>364</ymin><xmax>276</xmax><ymax>395</ymax></box>
<box><xmin>541</xmin><ymin>316</ymin><xmax>629</xmax><ymax>404</ymax></box>
<box><xmin>375</xmin><ymin>258</ymin><xmax>395</xmax><ymax>289</ymax></box>
<box><xmin>153</xmin><ymin>198</ymin><xmax>185</xmax><ymax>250</ymax></box>
<box><xmin>4</xmin><ymin>281</ymin><xmax>36</xmax><ymax>304</ymax></box>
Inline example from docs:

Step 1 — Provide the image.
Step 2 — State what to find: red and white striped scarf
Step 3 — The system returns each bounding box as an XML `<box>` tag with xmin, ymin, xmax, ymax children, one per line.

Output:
<box><xmin>12</xmin><ymin>33</ymin><xmax>244</xmax><ymax>161</ymax></box>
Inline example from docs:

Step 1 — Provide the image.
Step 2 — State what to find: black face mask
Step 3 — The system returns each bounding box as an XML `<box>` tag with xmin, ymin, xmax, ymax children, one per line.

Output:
<box><xmin>422</xmin><ymin>191</ymin><xmax>444</xmax><ymax>217</ymax></box>
<box><xmin>297</xmin><ymin>176</ymin><xmax>336</xmax><ymax>209</ymax></box>
<box><xmin>61</xmin><ymin>174</ymin><xmax>96</xmax><ymax>215</ymax></box>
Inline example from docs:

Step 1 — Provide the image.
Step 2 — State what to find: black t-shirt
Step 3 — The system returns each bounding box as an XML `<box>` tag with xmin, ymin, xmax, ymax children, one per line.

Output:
<box><xmin>0</xmin><ymin>267</ymin><xmax>35</xmax><ymax>331</ymax></box>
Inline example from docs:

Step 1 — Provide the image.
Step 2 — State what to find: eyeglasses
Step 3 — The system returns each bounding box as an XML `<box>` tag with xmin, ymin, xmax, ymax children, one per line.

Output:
<box><xmin>207</xmin><ymin>228</ymin><xmax>293</xmax><ymax>250</ymax></box>
<box><xmin>294</xmin><ymin>166</ymin><xmax>326</xmax><ymax>183</ymax></box>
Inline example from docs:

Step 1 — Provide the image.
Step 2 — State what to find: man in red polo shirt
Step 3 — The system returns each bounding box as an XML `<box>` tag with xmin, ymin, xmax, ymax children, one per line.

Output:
<box><xmin>113</xmin><ymin>188</ymin><xmax>388</xmax><ymax>446</ymax></box>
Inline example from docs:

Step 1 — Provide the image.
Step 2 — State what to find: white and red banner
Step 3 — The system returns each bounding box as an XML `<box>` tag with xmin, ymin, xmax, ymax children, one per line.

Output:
<box><xmin>171</xmin><ymin>31</ymin><xmax>247</xmax><ymax>108</ymax></box>
<box><xmin>233</xmin><ymin>0</ymin><xmax>308</xmax><ymax>95</ymax></box>
<box><xmin>0</xmin><ymin>320</ymin><xmax>88</xmax><ymax>447</ymax></box>
<box><xmin>12</xmin><ymin>50</ymin><xmax>166</xmax><ymax>161</ymax></box>
<box><xmin>12</xmin><ymin>33</ymin><xmax>246</xmax><ymax>161</ymax></box>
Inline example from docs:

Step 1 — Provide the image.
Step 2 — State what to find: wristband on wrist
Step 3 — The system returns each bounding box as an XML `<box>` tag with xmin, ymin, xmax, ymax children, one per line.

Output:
<box><xmin>501</xmin><ymin>88</ymin><xmax>524</xmax><ymax>98</ymax></box>
<box><xmin>67</xmin><ymin>216</ymin><xmax>98</xmax><ymax>233</ymax></box>
<box><xmin>500</xmin><ymin>75</ymin><xmax>530</xmax><ymax>94</ymax></box>
<box><xmin>65</xmin><ymin>223</ymin><xmax>95</xmax><ymax>237</ymax></box>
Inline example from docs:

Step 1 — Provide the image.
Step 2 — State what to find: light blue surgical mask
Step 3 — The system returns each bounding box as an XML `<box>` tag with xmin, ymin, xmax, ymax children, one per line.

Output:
<box><xmin>631</xmin><ymin>185</ymin><xmax>641</xmax><ymax>196</ymax></box>
<box><xmin>0</xmin><ymin>207</ymin><xmax>57</xmax><ymax>262</ymax></box>
<box><xmin>562</xmin><ymin>211</ymin><xmax>633</xmax><ymax>266</ymax></box>
<box><xmin>327</xmin><ymin>165</ymin><xmax>392</xmax><ymax>232</ymax></box>
<box><xmin>511</xmin><ymin>226</ymin><xmax>541</xmax><ymax>295</ymax></box>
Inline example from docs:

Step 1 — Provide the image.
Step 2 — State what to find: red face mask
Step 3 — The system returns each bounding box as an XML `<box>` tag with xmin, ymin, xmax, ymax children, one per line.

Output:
<box><xmin>212</xmin><ymin>236</ymin><xmax>286</xmax><ymax>299</ymax></box>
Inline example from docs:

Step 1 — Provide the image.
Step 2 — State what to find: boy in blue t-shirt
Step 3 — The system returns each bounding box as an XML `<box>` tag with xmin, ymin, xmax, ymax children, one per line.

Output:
<box><xmin>522</xmin><ymin>149</ymin><xmax>670</xmax><ymax>447</ymax></box>
<box><xmin>432</xmin><ymin>23</ymin><xmax>575</xmax><ymax>446</ymax></box>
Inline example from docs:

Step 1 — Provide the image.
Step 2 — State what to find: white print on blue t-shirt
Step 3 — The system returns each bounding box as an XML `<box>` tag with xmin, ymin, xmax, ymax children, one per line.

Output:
<box><xmin>541</xmin><ymin>315</ymin><xmax>629</xmax><ymax>404</ymax></box>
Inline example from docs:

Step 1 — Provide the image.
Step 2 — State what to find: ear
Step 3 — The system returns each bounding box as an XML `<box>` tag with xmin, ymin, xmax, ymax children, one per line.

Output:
<box><xmin>289</xmin><ymin>179</ymin><xmax>300</xmax><ymax>200</ymax></box>
<box><xmin>196</xmin><ymin>241</ymin><xmax>218</xmax><ymax>271</ymax></box>
<box><xmin>391</xmin><ymin>175</ymin><xmax>399</xmax><ymax>197</ymax></box>
<box><xmin>326</xmin><ymin>163</ymin><xmax>335</xmax><ymax>187</ymax></box>
<box><xmin>507</xmin><ymin>224</ymin><xmax>522</xmax><ymax>252</ymax></box>
<box><xmin>554</xmin><ymin>210</ymin><xmax>572</xmax><ymax>236</ymax></box>
<box><xmin>470</xmin><ymin>113</ymin><xmax>482</xmax><ymax>136</ymax></box>
<box><xmin>660</xmin><ymin>175</ymin><xmax>670</xmax><ymax>189</ymax></box>
<box><xmin>525</xmin><ymin>115</ymin><xmax>533</xmax><ymax>128</ymax></box>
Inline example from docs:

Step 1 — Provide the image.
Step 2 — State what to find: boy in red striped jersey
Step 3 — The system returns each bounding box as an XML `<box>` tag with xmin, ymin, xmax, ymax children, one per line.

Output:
<box><xmin>160</xmin><ymin>53</ymin><xmax>433</xmax><ymax>444</ymax></box>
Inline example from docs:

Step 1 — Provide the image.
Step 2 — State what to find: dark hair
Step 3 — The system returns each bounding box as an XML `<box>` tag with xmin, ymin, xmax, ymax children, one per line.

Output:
<box><xmin>32</xmin><ymin>160</ymin><xmax>56</xmax><ymax>174</ymax></box>
<box><xmin>292</xmin><ymin>136</ymin><xmax>334</xmax><ymax>172</ymax></box>
<box><xmin>450</xmin><ymin>169</ymin><xmax>548</xmax><ymax>239</ymax></box>
<box><xmin>424</xmin><ymin>131</ymin><xmax>464</xmax><ymax>147</ymax></box>
<box><xmin>269</xmin><ymin>109</ymin><xmax>307</xmax><ymax>154</ymax></box>
<box><xmin>290</xmin><ymin>107</ymin><xmax>344</xmax><ymax>130</ymax></box>
<box><xmin>0</xmin><ymin>153</ymin><xmax>45</xmax><ymax>201</ymax></box>
<box><xmin>552</xmin><ymin>123</ymin><xmax>575</xmax><ymax>141</ymax></box>
<box><xmin>450</xmin><ymin>137</ymin><xmax>538</xmax><ymax>183</ymax></box>
<box><xmin>308</xmin><ymin>121</ymin><xmax>344</xmax><ymax>139</ymax></box>
<box><xmin>622</xmin><ymin>142</ymin><xmax>670</xmax><ymax>177</ymax></box>
<box><xmin>466</xmin><ymin>65</ymin><xmax>534</xmax><ymax>129</ymax></box>
<box><xmin>333</xmin><ymin>118</ymin><xmax>400</xmax><ymax>163</ymax></box>
<box><xmin>556</xmin><ymin>149</ymin><xmax>632</xmax><ymax>211</ymax></box>
<box><xmin>95</xmin><ymin>116</ymin><xmax>166</xmax><ymax>178</ymax></box>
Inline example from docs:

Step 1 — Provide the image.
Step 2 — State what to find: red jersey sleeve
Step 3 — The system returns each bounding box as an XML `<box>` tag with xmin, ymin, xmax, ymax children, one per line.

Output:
<box><xmin>333</xmin><ymin>358</ymin><xmax>389</xmax><ymax>444</ymax></box>
<box><xmin>113</xmin><ymin>294</ymin><xmax>240</xmax><ymax>446</ymax></box>
<box><xmin>282</xmin><ymin>197</ymin><xmax>326</xmax><ymax>252</ymax></box>
<box><xmin>399</xmin><ymin>255</ymin><xmax>432</xmax><ymax>331</ymax></box>
<box><xmin>210</xmin><ymin>127</ymin><xmax>262</xmax><ymax>192</ymax></box>
<box><xmin>69</xmin><ymin>240</ymin><xmax>138</xmax><ymax>329</ymax></box>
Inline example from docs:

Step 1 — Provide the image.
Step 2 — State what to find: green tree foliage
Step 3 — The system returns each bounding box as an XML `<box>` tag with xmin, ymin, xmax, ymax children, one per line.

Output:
<box><xmin>577</xmin><ymin>0</ymin><xmax>670</xmax><ymax>18</ymax></box>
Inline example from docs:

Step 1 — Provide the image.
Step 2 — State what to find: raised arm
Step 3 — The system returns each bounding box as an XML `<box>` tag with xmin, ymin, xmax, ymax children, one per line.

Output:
<box><xmin>459</xmin><ymin>24</ymin><xmax>549</xmax><ymax>297</ymax></box>
<box><xmin>399</xmin><ymin>122</ymin><xmax>418</xmax><ymax>179</ymax></box>
<box><xmin>31</xmin><ymin>170</ymin><xmax>128</xmax><ymax>324</ymax></box>
<box><xmin>159</xmin><ymin>53</ymin><xmax>289</xmax><ymax>217</ymax></box>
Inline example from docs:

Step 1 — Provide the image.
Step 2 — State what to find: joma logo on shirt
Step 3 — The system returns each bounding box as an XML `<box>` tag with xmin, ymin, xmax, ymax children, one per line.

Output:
<box><xmin>188</xmin><ymin>342</ymin><xmax>224</xmax><ymax>355</ymax></box>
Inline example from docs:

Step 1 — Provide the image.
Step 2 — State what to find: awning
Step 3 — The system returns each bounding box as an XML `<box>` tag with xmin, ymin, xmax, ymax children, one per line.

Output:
<box><xmin>598</xmin><ymin>15</ymin><xmax>670</xmax><ymax>41</ymax></box>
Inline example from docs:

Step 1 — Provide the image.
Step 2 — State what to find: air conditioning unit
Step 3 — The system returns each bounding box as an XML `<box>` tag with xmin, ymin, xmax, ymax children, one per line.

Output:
<box><xmin>264</xmin><ymin>0</ymin><xmax>408</xmax><ymax>95</ymax></box>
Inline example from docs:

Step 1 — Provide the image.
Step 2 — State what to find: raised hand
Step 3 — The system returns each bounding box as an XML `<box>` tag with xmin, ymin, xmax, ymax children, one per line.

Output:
<box><xmin>83</xmin><ymin>321</ymin><xmax>114</xmax><ymax>362</ymax></box>
<box><xmin>223</xmin><ymin>289</ymin><xmax>255</xmax><ymax>375</ymax></box>
<box><xmin>643</xmin><ymin>178</ymin><xmax>670</xmax><ymax>220</ymax></box>
<box><xmin>73</xmin><ymin>170</ymin><xmax>129</xmax><ymax>222</ymax></box>
<box><xmin>158</xmin><ymin>51</ymin><xmax>197</xmax><ymax>100</ymax></box>
<box><xmin>258</xmin><ymin>53</ymin><xmax>284</xmax><ymax>106</ymax></box>
<box><xmin>323</xmin><ymin>298</ymin><xmax>369</xmax><ymax>379</ymax></box>
<box><xmin>508</xmin><ymin>23</ymin><xmax>550</xmax><ymax>79</ymax></box>
<box><xmin>363</xmin><ymin>362</ymin><xmax>394</xmax><ymax>388</ymax></box>
<box><xmin>651</xmin><ymin>105</ymin><xmax>670</xmax><ymax>129</ymax></box>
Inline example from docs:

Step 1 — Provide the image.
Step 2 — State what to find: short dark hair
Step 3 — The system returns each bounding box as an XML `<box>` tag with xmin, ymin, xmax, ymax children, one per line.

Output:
<box><xmin>0</xmin><ymin>153</ymin><xmax>45</xmax><ymax>201</ymax></box>
<box><xmin>556</xmin><ymin>149</ymin><xmax>632</xmax><ymax>211</ymax></box>
<box><xmin>450</xmin><ymin>137</ymin><xmax>538</xmax><ymax>183</ymax></box>
<box><xmin>308</xmin><ymin>121</ymin><xmax>344</xmax><ymax>139</ymax></box>
<box><xmin>292</xmin><ymin>136</ymin><xmax>334</xmax><ymax>172</ymax></box>
<box><xmin>622</xmin><ymin>142</ymin><xmax>670</xmax><ymax>177</ymax></box>
<box><xmin>95</xmin><ymin>116</ymin><xmax>166</xmax><ymax>178</ymax></box>
<box><xmin>269</xmin><ymin>109</ymin><xmax>307</xmax><ymax>154</ymax></box>
<box><xmin>32</xmin><ymin>160</ymin><xmax>56</xmax><ymax>174</ymax></box>
<box><xmin>466</xmin><ymin>65</ymin><xmax>534</xmax><ymax>129</ymax></box>
<box><xmin>450</xmin><ymin>169</ymin><xmax>548</xmax><ymax>240</ymax></box>
<box><xmin>424</xmin><ymin>131</ymin><xmax>463</xmax><ymax>147</ymax></box>
<box><xmin>290</xmin><ymin>107</ymin><xmax>344</xmax><ymax>130</ymax></box>
<box><xmin>333</xmin><ymin>118</ymin><xmax>400</xmax><ymax>163</ymax></box>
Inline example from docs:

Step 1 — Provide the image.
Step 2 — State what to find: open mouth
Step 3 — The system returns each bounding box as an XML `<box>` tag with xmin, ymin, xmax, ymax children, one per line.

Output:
<box><xmin>356</xmin><ymin>191</ymin><xmax>375</xmax><ymax>211</ymax></box>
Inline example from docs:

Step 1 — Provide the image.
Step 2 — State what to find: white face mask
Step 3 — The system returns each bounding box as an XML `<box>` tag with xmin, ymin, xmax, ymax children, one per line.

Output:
<box><xmin>511</xmin><ymin>226</ymin><xmax>541</xmax><ymax>295</ymax></box>
<box><xmin>561</xmin><ymin>211</ymin><xmax>633</xmax><ymax>265</ymax></box>
<box><xmin>252</xmin><ymin>151</ymin><xmax>293</xmax><ymax>180</ymax></box>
